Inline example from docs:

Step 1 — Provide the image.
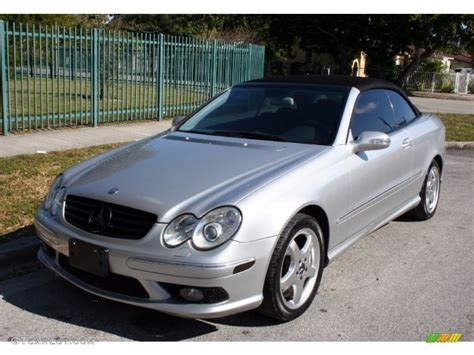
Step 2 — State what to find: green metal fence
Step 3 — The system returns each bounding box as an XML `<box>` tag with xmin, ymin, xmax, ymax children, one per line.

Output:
<box><xmin>0</xmin><ymin>20</ymin><xmax>265</xmax><ymax>135</ymax></box>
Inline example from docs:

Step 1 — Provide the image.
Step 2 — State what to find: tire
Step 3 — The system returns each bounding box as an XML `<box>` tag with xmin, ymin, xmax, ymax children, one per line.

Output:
<box><xmin>258</xmin><ymin>213</ymin><xmax>325</xmax><ymax>321</ymax></box>
<box><xmin>408</xmin><ymin>160</ymin><xmax>441</xmax><ymax>220</ymax></box>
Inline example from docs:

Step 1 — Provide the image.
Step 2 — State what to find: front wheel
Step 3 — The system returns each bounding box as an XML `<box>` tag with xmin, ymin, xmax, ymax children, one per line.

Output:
<box><xmin>258</xmin><ymin>213</ymin><xmax>325</xmax><ymax>321</ymax></box>
<box><xmin>409</xmin><ymin>160</ymin><xmax>441</xmax><ymax>220</ymax></box>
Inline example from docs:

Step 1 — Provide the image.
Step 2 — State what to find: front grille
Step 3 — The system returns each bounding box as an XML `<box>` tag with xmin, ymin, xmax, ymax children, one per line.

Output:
<box><xmin>59</xmin><ymin>254</ymin><xmax>149</xmax><ymax>299</ymax></box>
<box><xmin>64</xmin><ymin>195</ymin><xmax>157</xmax><ymax>240</ymax></box>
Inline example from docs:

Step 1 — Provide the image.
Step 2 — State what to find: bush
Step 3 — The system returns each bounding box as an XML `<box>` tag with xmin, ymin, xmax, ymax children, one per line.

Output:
<box><xmin>439</xmin><ymin>77</ymin><xmax>454</xmax><ymax>93</ymax></box>
<box><xmin>415</xmin><ymin>81</ymin><xmax>427</xmax><ymax>91</ymax></box>
<box><xmin>419</xmin><ymin>59</ymin><xmax>447</xmax><ymax>74</ymax></box>
<box><xmin>469</xmin><ymin>80</ymin><xmax>474</xmax><ymax>94</ymax></box>
<box><xmin>440</xmin><ymin>82</ymin><xmax>454</xmax><ymax>93</ymax></box>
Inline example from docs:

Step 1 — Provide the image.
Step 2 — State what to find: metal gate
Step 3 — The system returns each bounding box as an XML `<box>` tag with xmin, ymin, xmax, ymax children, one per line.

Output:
<box><xmin>0</xmin><ymin>20</ymin><xmax>265</xmax><ymax>135</ymax></box>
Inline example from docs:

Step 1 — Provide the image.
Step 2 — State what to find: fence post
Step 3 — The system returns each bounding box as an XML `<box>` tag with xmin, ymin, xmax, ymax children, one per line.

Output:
<box><xmin>431</xmin><ymin>73</ymin><xmax>436</xmax><ymax>93</ymax></box>
<box><xmin>91</xmin><ymin>28</ymin><xmax>99</xmax><ymax>127</ymax></box>
<box><xmin>248</xmin><ymin>44</ymin><xmax>253</xmax><ymax>80</ymax></box>
<box><xmin>210</xmin><ymin>39</ymin><xmax>217</xmax><ymax>97</ymax></box>
<box><xmin>0</xmin><ymin>21</ymin><xmax>9</xmax><ymax>135</ymax></box>
<box><xmin>157</xmin><ymin>34</ymin><xmax>164</xmax><ymax>121</ymax></box>
<box><xmin>454</xmin><ymin>72</ymin><xmax>460</xmax><ymax>94</ymax></box>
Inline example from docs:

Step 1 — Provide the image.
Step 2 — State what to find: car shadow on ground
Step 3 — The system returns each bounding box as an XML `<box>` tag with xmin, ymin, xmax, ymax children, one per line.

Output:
<box><xmin>0</xmin><ymin>270</ymin><xmax>279</xmax><ymax>341</ymax></box>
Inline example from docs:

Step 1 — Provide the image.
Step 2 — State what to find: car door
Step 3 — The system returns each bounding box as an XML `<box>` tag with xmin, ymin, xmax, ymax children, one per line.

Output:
<box><xmin>385</xmin><ymin>89</ymin><xmax>426</xmax><ymax>197</ymax></box>
<box><xmin>340</xmin><ymin>89</ymin><xmax>413</xmax><ymax>239</ymax></box>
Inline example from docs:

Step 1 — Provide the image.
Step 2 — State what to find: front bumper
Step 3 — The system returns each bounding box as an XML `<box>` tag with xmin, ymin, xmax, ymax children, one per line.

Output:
<box><xmin>35</xmin><ymin>208</ymin><xmax>277</xmax><ymax>319</ymax></box>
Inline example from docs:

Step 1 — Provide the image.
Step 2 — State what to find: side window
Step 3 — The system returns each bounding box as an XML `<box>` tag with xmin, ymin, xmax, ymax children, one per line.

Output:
<box><xmin>385</xmin><ymin>90</ymin><xmax>417</xmax><ymax>126</ymax></box>
<box><xmin>350</xmin><ymin>89</ymin><xmax>396</xmax><ymax>139</ymax></box>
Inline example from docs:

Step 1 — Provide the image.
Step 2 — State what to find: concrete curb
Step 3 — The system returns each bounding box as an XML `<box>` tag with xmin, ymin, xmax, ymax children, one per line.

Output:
<box><xmin>445</xmin><ymin>141</ymin><xmax>474</xmax><ymax>150</ymax></box>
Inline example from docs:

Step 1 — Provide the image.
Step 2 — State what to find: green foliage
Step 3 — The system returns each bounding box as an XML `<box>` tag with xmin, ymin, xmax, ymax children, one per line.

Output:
<box><xmin>0</xmin><ymin>14</ymin><xmax>108</xmax><ymax>28</ymax></box>
<box><xmin>0</xmin><ymin>143</ymin><xmax>123</xmax><ymax>239</ymax></box>
<box><xmin>419</xmin><ymin>59</ymin><xmax>447</xmax><ymax>74</ymax></box>
<box><xmin>440</xmin><ymin>82</ymin><xmax>455</xmax><ymax>93</ymax></box>
<box><xmin>439</xmin><ymin>78</ymin><xmax>455</xmax><ymax>93</ymax></box>
<box><xmin>2</xmin><ymin>14</ymin><xmax>472</xmax><ymax>80</ymax></box>
<box><xmin>469</xmin><ymin>80</ymin><xmax>474</xmax><ymax>94</ymax></box>
<box><xmin>251</xmin><ymin>14</ymin><xmax>473</xmax><ymax>78</ymax></box>
<box><xmin>109</xmin><ymin>15</ymin><xmax>267</xmax><ymax>42</ymax></box>
<box><xmin>415</xmin><ymin>81</ymin><xmax>427</xmax><ymax>91</ymax></box>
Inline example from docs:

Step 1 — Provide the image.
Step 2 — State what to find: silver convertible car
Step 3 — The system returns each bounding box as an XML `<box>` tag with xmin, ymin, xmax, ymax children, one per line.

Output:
<box><xmin>35</xmin><ymin>76</ymin><xmax>445</xmax><ymax>321</ymax></box>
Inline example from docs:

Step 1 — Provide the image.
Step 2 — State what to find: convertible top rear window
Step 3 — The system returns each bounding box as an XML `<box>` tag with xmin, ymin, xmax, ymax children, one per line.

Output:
<box><xmin>178</xmin><ymin>85</ymin><xmax>349</xmax><ymax>146</ymax></box>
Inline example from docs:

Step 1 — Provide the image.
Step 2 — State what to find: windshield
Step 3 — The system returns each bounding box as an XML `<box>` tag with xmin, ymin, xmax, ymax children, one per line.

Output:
<box><xmin>178</xmin><ymin>84</ymin><xmax>349</xmax><ymax>146</ymax></box>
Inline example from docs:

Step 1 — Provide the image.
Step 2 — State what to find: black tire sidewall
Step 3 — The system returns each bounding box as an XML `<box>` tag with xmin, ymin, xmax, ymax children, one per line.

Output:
<box><xmin>270</xmin><ymin>214</ymin><xmax>325</xmax><ymax>320</ymax></box>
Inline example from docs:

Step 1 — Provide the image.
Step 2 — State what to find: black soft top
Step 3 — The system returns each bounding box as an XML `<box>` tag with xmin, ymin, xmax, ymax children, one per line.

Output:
<box><xmin>244</xmin><ymin>75</ymin><xmax>401</xmax><ymax>91</ymax></box>
<box><xmin>240</xmin><ymin>75</ymin><xmax>420</xmax><ymax>116</ymax></box>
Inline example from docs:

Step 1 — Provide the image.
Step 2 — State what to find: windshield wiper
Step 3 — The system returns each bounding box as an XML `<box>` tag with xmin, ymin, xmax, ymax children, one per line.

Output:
<box><xmin>378</xmin><ymin>116</ymin><xmax>395</xmax><ymax>130</ymax></box>
<box><xmin>211</xmin><ymin>130</ymin><xmax>288</xmax><ymax>142</ymax></box>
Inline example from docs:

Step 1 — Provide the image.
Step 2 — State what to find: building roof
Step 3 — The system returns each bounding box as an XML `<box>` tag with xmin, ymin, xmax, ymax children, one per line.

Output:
<box><xmin>243</xmin><ymin>75</ymin><xmax>402</xmax><ymax>92</ymax></box>
<box><xmin>434</xmin><ymin>53</ymin><xmax>472</xmax><ymax>64</ymax></box>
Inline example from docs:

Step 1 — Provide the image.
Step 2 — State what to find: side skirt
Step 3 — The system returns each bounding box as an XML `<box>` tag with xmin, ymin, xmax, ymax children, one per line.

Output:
<box><xmin>327</xmin><ymin>195</ymin><xmax>421</xmax><ymax>262</ymax></box>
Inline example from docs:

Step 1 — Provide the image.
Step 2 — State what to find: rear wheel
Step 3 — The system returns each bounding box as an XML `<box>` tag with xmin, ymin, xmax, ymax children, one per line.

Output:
<box><xmin>258</xmin><ymin>213</ymin><xmax>325</xmax><ymax>321</ymax></box>
<box><xmin>409</xmin><ymin>160</ymin><xmax>441</xmax><ymax>220</ymax></box>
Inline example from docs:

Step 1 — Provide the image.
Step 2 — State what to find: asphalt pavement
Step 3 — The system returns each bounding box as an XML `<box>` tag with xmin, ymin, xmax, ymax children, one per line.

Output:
<box><xmin>0</xmin><ymin>151</ymin><xmax>473</xmax><ymax>341</ymax></box>
<box><xmin>410</xmin><ymin>96</ymin><xmax>473</xmax><ymax>114</ymax></box>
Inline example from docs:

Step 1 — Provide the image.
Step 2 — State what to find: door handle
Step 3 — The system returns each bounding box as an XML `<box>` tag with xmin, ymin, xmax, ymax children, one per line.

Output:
<box><xmin>402</xmin><ymin>138</ymin><xmax>412</xmax><ymax>149</ymax></box>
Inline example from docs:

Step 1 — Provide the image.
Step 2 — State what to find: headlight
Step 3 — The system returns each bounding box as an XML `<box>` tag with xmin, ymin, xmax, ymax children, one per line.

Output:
<box><xmin>50</xmin><ymin>187</ymin><xmax>66</xmax><ymax>216</ymax></box>
<box><xmin>163</xmin><ymin>214</ymin><xmax>198</xmax><ymax>247</ymax></box>
<box><xmin>163</xmin><ymin>207</ymin><xmax>242</xmax><ymax>250</ymax></box>
<box><xmin>192</xmin><ymin>207</ymin><xmax>242</xmax><ymax>250</ymax></box>
<box><xmin>44</xmin><ymin>174</ymin><xmax>63</xmax><ymax>211</ymax></box>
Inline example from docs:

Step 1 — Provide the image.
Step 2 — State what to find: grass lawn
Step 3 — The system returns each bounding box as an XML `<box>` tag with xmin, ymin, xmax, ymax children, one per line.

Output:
<box><xmin>3</xmin><ymin>78</ymin><xmax>208</xmax><ymax>132</ymax></box>
<box><xmin>7</xmin><ymin>78</ymin><xmax>208</xmax><ymax>116</ymax></box>
<box><xmin>0</xmin><ymin>143</ymin><xmax>124</xmax><ymax>242</ymax></box>
<box><xmin>437</xmin><ymin>113</ymin><xmax>474</xmax><ymax>141</ymax></box>
<box><xmin>1</xmin><ymin>113</ymin><xmax>473</xmax><ymax>241</ymax></box>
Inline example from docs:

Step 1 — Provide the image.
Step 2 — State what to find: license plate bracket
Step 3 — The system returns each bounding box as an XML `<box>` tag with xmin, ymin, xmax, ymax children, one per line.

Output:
<box><xmin>69</xmin><ymin>239</ymin><xmax>109</xmax><ymax>278</ymax></box>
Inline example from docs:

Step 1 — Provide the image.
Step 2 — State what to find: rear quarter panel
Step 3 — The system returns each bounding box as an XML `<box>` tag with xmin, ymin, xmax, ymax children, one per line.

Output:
<box><xmin>407</xmin><ymin>113</ymin><xmax>446</xmax><ymax>181</ymax></box>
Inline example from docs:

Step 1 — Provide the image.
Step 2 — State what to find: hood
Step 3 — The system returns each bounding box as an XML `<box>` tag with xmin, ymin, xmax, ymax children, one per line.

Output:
<box><xmin>65</xmin><ymin>131</ymin><xmax>328</xmax><ymax>222</ymax></box>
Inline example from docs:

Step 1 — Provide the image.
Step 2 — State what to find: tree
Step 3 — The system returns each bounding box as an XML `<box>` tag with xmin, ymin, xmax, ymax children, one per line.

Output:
<box><xmin>362</xmin><ymin>15</ymin><xmax>473</xmax><ymax>86</ymax></box>
<box><xmin>0</xmin><ymin>14</ymin><xmax>108</xmax><ymax>28</ymax></box>
<box><xmin>109</xmin><ymin>14</ymin><xmax>266</xmax><ymax>42</ymax></box>
<box><xmin>267</xmin><ymin>15</ymin><xmax>473</xmax><ymax>84</ymax></box>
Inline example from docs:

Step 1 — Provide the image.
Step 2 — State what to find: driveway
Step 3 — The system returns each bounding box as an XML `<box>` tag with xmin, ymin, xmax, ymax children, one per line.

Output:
<box><xmin>0</xmin><ymin>151</ymin><xmax>473</xmax><ymax>341</ymax></box>
<box><xmin>410</xmin><ymin>97</ymin><xmax>473</xmax><ymax>114</ymax></box>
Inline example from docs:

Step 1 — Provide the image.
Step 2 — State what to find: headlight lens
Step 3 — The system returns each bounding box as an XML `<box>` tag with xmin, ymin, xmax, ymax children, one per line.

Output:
<box><xmin>192</xmin><ymin>207</ymin><xmax>242</xmax><ymax>250</ymax></box>
<box><xmin>163</xmin><ymin>207</ymin><xmax>242</xmax><ymax>250</ymax></box>
<box><xmin>44</xmin><ymin>174</ymin><xmax>63</xmax><ymax>211</ymax></box>
<box><xmin>163</xmin><ymin>214</ymin><xmax>198</xmax><ymax>247</ymax></box>
<box><xmin>50</xmin><ymin>187</ymin><xmax>66</xmax><ymax>216</ymax></box>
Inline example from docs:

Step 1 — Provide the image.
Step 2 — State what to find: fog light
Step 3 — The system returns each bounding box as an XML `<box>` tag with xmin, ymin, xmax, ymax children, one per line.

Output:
<box><xmin>179</xmin><ymin>287</ymin><xmax>204</xmax><ymax>302</ymax></box>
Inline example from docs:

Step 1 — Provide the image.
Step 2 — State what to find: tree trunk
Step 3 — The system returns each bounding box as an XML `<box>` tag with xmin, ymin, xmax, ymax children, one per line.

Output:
<box><xmin>395</xmin><ymin>48</ymin><xmax>433</xmax><ymax>87</ymax></box>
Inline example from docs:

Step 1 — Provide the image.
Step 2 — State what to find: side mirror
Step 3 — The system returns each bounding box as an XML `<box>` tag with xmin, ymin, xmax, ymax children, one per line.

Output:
<box><xmin>172</xmin><ymin>116</ymin><xmax>186</xmax><ymax>128</ymax></box>
<box><xmin>352</xmin><ymin>131</ymin><xmax>391</xmax><ymax>153</ymax></box>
